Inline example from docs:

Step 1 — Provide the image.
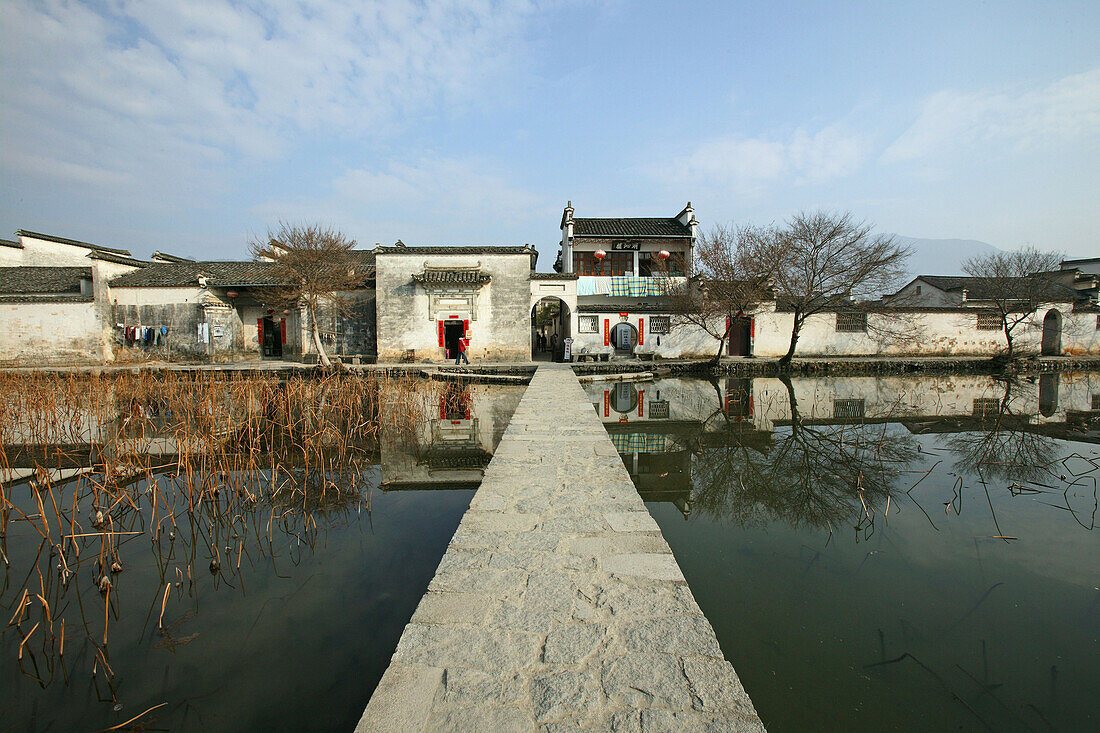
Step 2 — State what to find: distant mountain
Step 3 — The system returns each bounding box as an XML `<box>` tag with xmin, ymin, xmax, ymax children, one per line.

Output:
<box><xmin>892</xmin><ymin>235</ymin><xmax>1001</xmax><ymax>282</ymax></box>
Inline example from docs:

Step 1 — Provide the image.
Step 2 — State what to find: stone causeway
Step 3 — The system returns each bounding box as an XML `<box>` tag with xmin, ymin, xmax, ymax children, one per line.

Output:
<box><xmin>357</xmin><ymin>363</ymin><xmax>764</xmax><ymax>732</ymax></box>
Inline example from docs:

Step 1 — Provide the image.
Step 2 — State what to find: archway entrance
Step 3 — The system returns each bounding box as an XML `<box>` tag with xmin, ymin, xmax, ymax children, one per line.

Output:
<box><xmin>532</xmin><ymin>297</ymin><xmax>570</xmax><ymax>361</ymax></box>
<box><xmin>610</xmin><ymin>322</ymin><xmax>638</xmax><ymax>356</ymax></box>
<box><xmin>1041</xmin><ymin>309</ymin><xmax>1062</xmax><ymax>356</ymax></box>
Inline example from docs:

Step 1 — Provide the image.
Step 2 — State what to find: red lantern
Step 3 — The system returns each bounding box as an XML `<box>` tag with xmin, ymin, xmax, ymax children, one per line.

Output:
<box><xmin>657</xmin><ymin>250</ymin><xmax>671</xmax><ymax>260</ymax></box>
<box><xmin>593</xmin><ymin>249</ymin><xmax>607</xmax><ymax>260</ymax></box>
<box><xmin>226</xmin><ymin>291</ymin><xmax>239</xmax><ymax>299</ymax></box>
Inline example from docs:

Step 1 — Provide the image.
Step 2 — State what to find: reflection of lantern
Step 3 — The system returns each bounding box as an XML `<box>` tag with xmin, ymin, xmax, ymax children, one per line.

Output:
<box><xmin>226</xmin><ymin>291</ymin><xmax>239</xmax><ymax>299</ymax></box>
<box><xmin>657</xmin><ymin>250</ymin><xmax>671</xmax><ymax>260</ymax></box>
<box><xmin>593</xmin><ymin>249</ymin><xmax>607</xmax><ymax>260</ymax></box>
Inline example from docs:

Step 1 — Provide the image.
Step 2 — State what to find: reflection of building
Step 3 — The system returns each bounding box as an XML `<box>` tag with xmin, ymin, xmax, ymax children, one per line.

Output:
<box><xmin>379</xmin><ymin>384</ymin><xmax>524</xmax><ymax>490</ymax></box>
<box><xmin>584</xmin><ymin>372</ymin><xmax>1100</xmax><ymax>514</ymax></box>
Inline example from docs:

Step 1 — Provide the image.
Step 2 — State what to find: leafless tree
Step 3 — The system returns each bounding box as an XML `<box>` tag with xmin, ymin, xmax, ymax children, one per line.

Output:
<box><xmin>772</xmin><ymin>212</ymin><xmax>910</xmax><ymax>366</ymax></box>
<box><xmin>961</xmin><ymin>247</ymin><xmax>1065</xmax><ymax>360</ymax></box>
<box><xmin>250</xmin><ymin>223</ymin><xmax>366</xmax><ymax>367</ymax></box>
<box><xmin>665</xmin><ymin>223</ymin><xmax>778</xmax><ymax>365</ymax></box>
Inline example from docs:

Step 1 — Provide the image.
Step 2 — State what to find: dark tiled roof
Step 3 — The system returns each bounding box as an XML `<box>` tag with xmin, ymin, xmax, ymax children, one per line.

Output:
<box><xmin>109</xmin><ymin>261</ymin><xmax>286</xmax><ymax>288</ymax></box>
<box><xmin>109</xmin><ymin>252</ymin><xmax>376</xmax><ymax>288</ymax></box>
<box><xmin>916</xmin><ymin>275</ymin><xmax>1078</xmax><ymax>301</ymax></box>
<box><xmin>531</xmin><ymin>272</ymin><xmax>579</xmax><ymax>280</ymax></box>
<box><xmin>572</xmin><ymin>218</ymin><xmax>692</xmax><ymax>238</ymax></box>
<box><xmin>412</xmin><ymin>269</ymin><xmax>492</xmax><ymax>285</ymax></box>
<box><xmin>15</xmin><ymin>229</ymin><xmax>132</xmax><ymax>256</ymax></box>
<box><xmin>0</xmin><ymin>266</ymin><xmax>91</xmax><ymax>295</ymax></box>
<box><xmin>151</xmin><ymin>251</ymin><xmax>195</xmax><ymax>263</ymax></box>
<box><xmin>87</xmin><ymin>251</ymin><xmax>150</xmax><ymax>267</ymax></box>
<box><xmin>0</xmin><ymin>238</ymin><xmax>23</xmax><ymax>250</ymax></box>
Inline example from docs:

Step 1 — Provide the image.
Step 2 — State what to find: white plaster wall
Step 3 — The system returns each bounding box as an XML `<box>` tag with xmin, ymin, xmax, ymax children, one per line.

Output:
<box><xmin>376</xmin><ymin>252</ymin><xmax>533</xmax><ymax>362</ymax></box>
<box><xmin>13</xmin><ymin>236</ymin><xmax>126</xmax><ymax>266</ymax></box>
<box><xmin>648</xmin><ymin>304</ymin><xmax>1098</xmax><ymax>359</ymax></box>
<box><xmin>1063</xmin><ymin>311</ymin><xmax>1100</xmax><ymax>355</ymax></box>
<box><xmin>0</xmin><ymin>301</ymin><xmax>106</xmax><ymax>363</ymax></box>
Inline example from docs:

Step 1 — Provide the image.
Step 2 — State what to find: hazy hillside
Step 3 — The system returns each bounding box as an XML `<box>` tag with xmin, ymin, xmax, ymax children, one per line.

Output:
<box><xmin>892</xmin><ymin>235</ymin><xmax>1001</xmax><ymax>281</ymax></box>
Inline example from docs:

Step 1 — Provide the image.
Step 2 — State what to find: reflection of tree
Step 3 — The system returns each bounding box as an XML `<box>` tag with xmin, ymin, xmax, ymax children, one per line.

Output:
<box><xmin>689</xmin><ymin>377</ymin><xmax>921</xmax><ymax>532</ymax></box>
<box><xmin>944</xmin><ymin>379</ymin><xmax>1059</xmax><ymax>483</ymax></box>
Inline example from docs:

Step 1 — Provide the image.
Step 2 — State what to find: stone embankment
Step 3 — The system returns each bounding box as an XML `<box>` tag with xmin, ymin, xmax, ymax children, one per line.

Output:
<box><xmin>357</xmin><ymin>364</ymin><xmax>764</xmax><ymax>732</ymax></box>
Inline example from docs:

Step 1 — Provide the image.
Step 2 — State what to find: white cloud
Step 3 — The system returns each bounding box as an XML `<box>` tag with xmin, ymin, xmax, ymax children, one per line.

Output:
<box><xmin>252</xmin><ymin>155</ymin><xmax>548</xmax><ymax>245</ymax></box>
<box><xmin>667</xmin><ymin>124</ymin><xmax>870</xmax><ymax>194</ymax></box>
<box><xmin>0</xmin><ymin>0</ymin><xmax>543</xmax><ymax>197</ymax></box>
<box><xmin>882</xmin><ymin>68</ymin><xmax>1100</xmax><ymax>164</ymax></box>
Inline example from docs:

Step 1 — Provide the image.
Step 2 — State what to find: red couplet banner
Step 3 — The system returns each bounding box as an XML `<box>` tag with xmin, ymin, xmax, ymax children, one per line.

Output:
<box><xmin>604</xmin><ymin>319</ymin><xmax>610</xmax><ymax>346</ymax></box>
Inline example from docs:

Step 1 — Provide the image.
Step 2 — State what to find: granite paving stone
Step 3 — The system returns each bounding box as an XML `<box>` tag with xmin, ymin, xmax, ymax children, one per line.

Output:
<box><xmin>357</xmin><ymin>365</ymin><xmax>764</xmax><ymax>732</ymax></box>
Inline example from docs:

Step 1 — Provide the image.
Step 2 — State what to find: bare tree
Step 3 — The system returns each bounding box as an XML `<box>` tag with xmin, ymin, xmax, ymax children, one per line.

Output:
<box><xmin>961</xmin><ymin>247</ymin><xmax>1065</xmax><ymax>360</ymax></box>
<box><xmin>250</xmin><ymin>223</ymin><xmax>365</xmax><ymax>367</ymax></box>
<box><xmin>772</xmin><ymin>212</ymin><xmax>910</xmax><ymax>366</ymax></box>
<box><xmin>666</xmin><ymin>223</ymin><xmax>778</xmax><ymax>365</ymax></box>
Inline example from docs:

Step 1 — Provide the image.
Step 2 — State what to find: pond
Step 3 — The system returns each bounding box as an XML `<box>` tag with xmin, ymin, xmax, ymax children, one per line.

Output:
<box><xmin>0</xmin><ymin>372</ymin><xmax>523</xmax><ymax>732</ymax></box>
<box><xmin>587</xmin><ymin>372</ymin><xmax>1100</xmax><ymax>732</ymax></box>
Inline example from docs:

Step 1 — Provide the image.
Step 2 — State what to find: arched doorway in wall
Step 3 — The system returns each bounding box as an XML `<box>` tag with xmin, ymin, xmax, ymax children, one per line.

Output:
<box><xmin>1041</xmin><ymin>309</ymin><xmax>1062</xmax><ymax>356</ymax></box>
<box><xmin>610</xmin><ymin>322</ymin><xmax>638</xmax><ymax>356</ymax></box>
<box><xmin>532</xmin><ymin>297</ymin><xmax>571</xmax><ymax>361</ymax></box>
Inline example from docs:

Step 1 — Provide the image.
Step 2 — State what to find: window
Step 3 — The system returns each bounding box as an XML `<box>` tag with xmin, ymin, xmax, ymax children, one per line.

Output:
<box><xmin>578</xmin><ymin>315</ymin><xmax>599</xmax><ymax>333</ymax></box>
<box><xmin>973</xmin><ymin>397</ymin><xmax>1001</xmax><ymax>416</ymax></box>
<box><xmin>649</xmin><ymin>315</ymin><xmax>671</xmax><ymax>334</ymax></box>
<box><xmin>638</xmin><ymin>251</ymin><xmax>686</xmax><ymax>277</ymax></box>
<box><xmin>1091</xmin><ymin>394</ymin><xmax>1100</xmax><ymax>411</ymax></box>
<box><xmin>573</xmin><ymin>251</ymin><xmax>632</xmax><ymax>276</ymax></box>
<box><xmin>977</xmin><ymin>313</ymin><xmax>1001</xmax><ymax>330</ymax></box>
<box><xmin>1095</xmin><ymin>315</ymin><xmax>1100</xmax><ymax>331</ymax></box>
<box><xmin>833</xmin><ymin>399</ymin><xmax>865</xmax><ymax>419</ymax></box>
<box><xmin>648</xmin><ymin>400</ymin><xmax>670</xmax><ymax>419</ymax></box>
<box><xmin>835</xmin><ymin>312</ymin><xmax>867</xmax><ymax>332</ymax></box>
<box><xmin>915</xmin><ymin>285</ymin><xmax>922</xmax><ymax>295</ymax></box>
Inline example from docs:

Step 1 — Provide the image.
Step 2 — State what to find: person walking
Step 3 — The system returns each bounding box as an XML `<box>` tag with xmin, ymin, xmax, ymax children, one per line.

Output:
<box><xmin>455</xmin><ymin>334</ymin><xmax>470</xmax><ymax>365</ymax></box>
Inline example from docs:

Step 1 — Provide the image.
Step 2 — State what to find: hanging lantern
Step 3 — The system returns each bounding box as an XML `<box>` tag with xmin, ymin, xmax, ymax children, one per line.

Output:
<box><xmin>657</xmin><ymin>250</ymin><xmax>671</xmax><ymax>261</ymax></box>
<box><xmin>267</xmin><ymin>308</ymin><xmax>274</xmax><ymax>315</ymax></box>
<box><xmin>593</xmin><ymin>249</ymin><xmax>607</xmax><ymax>260</ymax></box>
<box><xmin>226</xmin><ymin>291</ymin><xmax>239</xmax><ymax>299</ymax></box>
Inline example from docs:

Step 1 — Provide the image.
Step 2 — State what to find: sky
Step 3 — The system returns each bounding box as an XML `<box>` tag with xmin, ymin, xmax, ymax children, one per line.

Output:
<box><xmin>1</xmin><ymin>0</ymin><xmax>1098</xmax><ymax>269</ymax></box>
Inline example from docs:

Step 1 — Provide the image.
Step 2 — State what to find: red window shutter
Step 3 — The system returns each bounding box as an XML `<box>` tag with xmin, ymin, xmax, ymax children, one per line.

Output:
<box><xmin>638</xmin><ymin>318</ymin><xmax>644</xmax><ymax>346</ymax></box>
<box><xmin>638</xmin><ymin>390</ymin><xmax>644</xmax><ymax>417</ymax></box>
<box><xmin>280</xmin><ymin>319</ymin><xmax>287</xmax><ymax>344</ymax></box>
<box><xmin>438</xmin><ymin>321</ymin><xmax>444</xmax><ymax>347</ymax></box>
<box><xmin>257</xmin><ymin>318</ymin><xmax>264</xmax><ymax>342</ymax></box>
<box><xmin>604</xmin><ymin>319</ymin><xmax>610</xmax><ymax>346</ymax></box>
<box><xmin>463</xmin><ymin>319</ymin><xmax>469</xmax><ymax>335</ymax></box>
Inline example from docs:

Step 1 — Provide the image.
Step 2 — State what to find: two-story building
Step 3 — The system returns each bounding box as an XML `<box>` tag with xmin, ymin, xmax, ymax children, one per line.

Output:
<box><xmin>556</xmin><ymin>202</ymin><xmax>698</xmax><ymax>358</ymax></box>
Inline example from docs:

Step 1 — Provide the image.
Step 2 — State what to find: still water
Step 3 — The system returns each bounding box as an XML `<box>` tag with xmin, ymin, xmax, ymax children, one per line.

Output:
<box><xmin>589</xmin><ymin>372</ymin><xmax>1100</xmax><ymax>732</ymax></box>
<box><xmin>0</xmin><ymin>375</ymin><xmax>523</xmax><ymax>732</ymax></box>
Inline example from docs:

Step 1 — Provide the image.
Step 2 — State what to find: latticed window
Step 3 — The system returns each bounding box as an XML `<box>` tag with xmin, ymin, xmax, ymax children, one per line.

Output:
<box><xmin>973</xmin><ymin>398</ymin><xmax>1001</xmax><ymax>416</ymax></box>
<box><xmin>977</xmin><ymin>313</ymin><xmax>1002</xmax><ymax>330</ymax></box>
<box><xmin>1092</xmin><ymin>394</ymin><xmax>1100</xmax><ymax>411</ymax></box>
<box><xmin>835</xmin><ymin>312</ymin><xmax>867</xmax><ymax>332</ymax></box>
<box><xmin>648</xmin><ymin>400</ymin><xmax>670</xmax><ymax>419</ymax></box>
<box><xmin>649</xmin><ymin>315</ymin><xmax>671</xmax><ymax>334</ymax></box>
<box><xmin>578</xmin><ymin>315</ymin><xmax>599</xmax><ymax>333</ymax></box>
<box><xmin>833</xmin><ymin>399</ymin><xmax>865</xmax><ymax>419</ymax></box>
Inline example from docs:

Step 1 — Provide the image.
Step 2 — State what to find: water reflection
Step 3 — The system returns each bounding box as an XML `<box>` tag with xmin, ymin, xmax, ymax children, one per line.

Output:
<box><xmin>587</xmin><ymin>371</ymin><xmax>1100</xmax><ymax>732</ymax></box>
<box><xmin>0</xmin><ymin>373</ymin><xmax>522</xmax><ymax>732</ymax></box>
